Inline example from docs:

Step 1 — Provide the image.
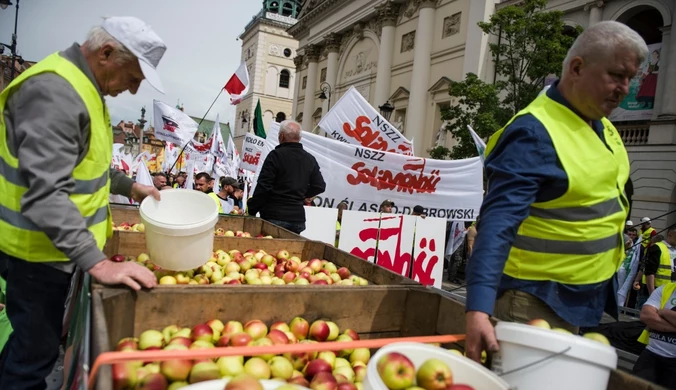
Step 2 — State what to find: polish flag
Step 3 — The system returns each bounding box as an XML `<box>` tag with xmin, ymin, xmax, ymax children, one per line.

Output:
<box><xmin>224</xmin><ymin>62</ymin><xmax>250</xmax><ymax>105</ymax></box>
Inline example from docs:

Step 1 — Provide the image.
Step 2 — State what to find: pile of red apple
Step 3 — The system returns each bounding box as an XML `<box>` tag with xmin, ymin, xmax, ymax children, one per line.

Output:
<box><xmin>110</xmin><ymin>249</ymin><xmax>369</xmax><ymax>286</ymax></box>
<box><xmin>527</xmin><ymin>319</ymin><xmax>611</xmax><ymax>345</ymax></box>
<box><xmin>114</xmin><ymin>317</ymin><xmax>370</xmax><ymax>389</ymax></box>
<box><xmin>214</xmin><ymin>228</ymin><xmax>274</xmax><ymax>238</ymax></box>
<box><xmin>112</xmin><ymin>222</ymin><xmax>145</xmax><ymax>232</ymax></box>
<box><xmin>377</xmin><ymin>352</ymin><xmax>473</xmax><ymax>390</ymax></box>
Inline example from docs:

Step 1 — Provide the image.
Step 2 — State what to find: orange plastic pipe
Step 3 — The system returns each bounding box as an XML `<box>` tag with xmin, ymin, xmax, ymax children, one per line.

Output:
<box><xmin>87</xmin><ymin>334</ymin><xmax>465</xmax><ymax>389</ymax></box>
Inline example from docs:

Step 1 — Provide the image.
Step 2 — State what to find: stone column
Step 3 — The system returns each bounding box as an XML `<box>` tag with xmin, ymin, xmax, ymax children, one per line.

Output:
<box><xmin>374</xmin><ymin>1</ymin><xmax>399</xmax><ymax>108</ymax></box>
<box><xmin>584</xmin><ymin>1</ymin><xmax>604</xmax><ymax>26</ymax></box>
<box><xmin>406</xmin><ymin>0</ymin><xmax>436</xmax><ymax>155</ymax></box>
<box><xmin>292</xmin><ymin>55</ymin><xmax>304</xmax><ymax>119</ymax></box>
<box><xmin>658</xmin><ymin>26</ymin><xmax>676</xmax><ymax>119</ymax></box>
<box><xmin>324</xmin><ymin>33</ymin><xmax>341</xmax><ymax>114</ymax></box>
<box><xmin>302</xmin><ymin>45</ymin><xmax>321</xmax><ymax>132</ymax></box>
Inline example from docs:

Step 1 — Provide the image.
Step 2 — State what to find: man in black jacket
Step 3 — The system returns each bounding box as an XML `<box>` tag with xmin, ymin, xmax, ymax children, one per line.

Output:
<box><xmin>248</xmin><ymin>120</ymin><xmax>326</xmax><ymax>234</ymax></box>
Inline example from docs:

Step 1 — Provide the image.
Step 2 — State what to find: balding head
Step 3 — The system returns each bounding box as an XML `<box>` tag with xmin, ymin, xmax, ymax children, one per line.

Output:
<box><xmin>279</xmin><ymin>120</ymin><xmax>302</xmax><ymax>144</ymax></box>
<box><xmin>558</xmin><ymin>21</ymin><xmax>648</xmax><ymax>121</ymax></box>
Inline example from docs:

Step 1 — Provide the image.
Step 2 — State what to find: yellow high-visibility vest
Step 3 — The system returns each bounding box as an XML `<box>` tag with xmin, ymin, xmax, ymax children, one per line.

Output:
<box><xmin>642</xmin><ymin>241</ymin><xmax>674</xmax><ymax>287</ymax></box>
<box><xmin>208</xmin><ymin>192</ymin><xmax>224</xmax><ymax>214</ymax></box>
<box><xmin>641</xmin><ymin>227</ymin><xmax>656</xmax><ymax>248</ymax></box>
<box><xmin>485</xmin><ymin>93</ymin><xmax>629</xmax><ymax>284</ymax></box>
<box><xmin>0</xmin><ymin>52</ymin><xmax>112</xmax><ymax>261</ymax></box>
<box><xmin>638</xmin><ymin>282</ymin><xmax>676</xmax><ymax>344</ymax></box>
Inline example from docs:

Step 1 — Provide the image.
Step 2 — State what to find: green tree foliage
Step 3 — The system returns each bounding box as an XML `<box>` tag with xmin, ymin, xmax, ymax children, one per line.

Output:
<box><xmin>432</xmin><ymin>0</ymin><xmax>580</xmax><ymax>160</ymax></box>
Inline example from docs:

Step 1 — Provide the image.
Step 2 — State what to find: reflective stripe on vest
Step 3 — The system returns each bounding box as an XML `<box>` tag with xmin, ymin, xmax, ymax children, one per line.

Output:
<box><xmin>642</xmin><ymin>241</ymin><xmax>674</xmax><ymax>287</ymax></box>
<box><xmin>0</xmin><ymin>52</ymin><xmax>112</xmax><ymax>262</ymax></box>
<box><xmin>485</xmin><ymin>93</ymin><xmax>629</xmax><ymax>285</ymax></box>
<box><xmin>638</xmin><ymin>282</ymin><xmax>676</xmax><ymax>344</ymax></box>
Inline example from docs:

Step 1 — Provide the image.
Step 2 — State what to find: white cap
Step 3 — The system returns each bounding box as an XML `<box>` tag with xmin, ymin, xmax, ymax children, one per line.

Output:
<box><xmin>641</xmin><ymin>217</ymin><xmax>651</xmax><ymax>223</ymax></box>
<box><xmin>626</xmin><ymin>220</ymin><xmax>633</xmax><ymax>227</ymax></box>
<box><xmin>101</xmin><ymin>16</ymin><xmax>166</xmax><ymax>93</ymax></box>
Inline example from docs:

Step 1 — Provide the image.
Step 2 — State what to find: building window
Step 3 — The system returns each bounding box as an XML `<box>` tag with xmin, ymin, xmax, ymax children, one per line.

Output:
<box><xmin>401</xmin><ymin>31</ymin><xmax>415</xmax><ymax>53</ymax></box>
<box><xmin>320</xmin><ymin>68</ymin><xmax>327</xmax><ymax>83</ymax></box>
<box><xmin>279</xmin><ymin>69</ymin><xmax>290</xmax><ymax>88</ymax></box>
<box><xmin>283</xmin><ymin>48</ymin><xmax>292</xmax><ymax>58</ymax></box>
<box><xmin>282</xmin><ymin>2</ymin><xmax>294</xmax><ymax>17</ymax></box>
<box><xmin>302</xmin><ymin>76</ymin><xmax>307</xmax><ymax>90</ymax></box>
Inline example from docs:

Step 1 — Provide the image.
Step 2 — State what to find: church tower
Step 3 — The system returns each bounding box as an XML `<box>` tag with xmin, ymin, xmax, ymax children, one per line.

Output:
<box><xmin>232</xmin><ymin>1</ymin><xmax>301</xmax><ymax>150</ymax></box>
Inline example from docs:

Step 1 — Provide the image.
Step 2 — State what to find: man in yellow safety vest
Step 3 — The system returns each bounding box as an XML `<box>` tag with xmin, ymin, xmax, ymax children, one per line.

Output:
<box><xmin>464</xmin><ymin>21</ymin><xmax>648</xmax><ymax>362</ymax></box>
<box><xmin>634</xmin><ymin>279</ymin><xmax>676</xmax><ymax>388</ymax></box>
<box><xmin>0</xmin><ymin>17</ymin><xmax>165</xmax><ymax>387</ymax></box>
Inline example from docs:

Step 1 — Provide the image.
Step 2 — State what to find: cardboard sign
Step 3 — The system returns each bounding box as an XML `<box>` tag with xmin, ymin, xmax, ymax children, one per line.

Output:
<box><xmin>301</xmin><ymin>206</ymin><xmax>339</xmax><ymax>245</ymax></box>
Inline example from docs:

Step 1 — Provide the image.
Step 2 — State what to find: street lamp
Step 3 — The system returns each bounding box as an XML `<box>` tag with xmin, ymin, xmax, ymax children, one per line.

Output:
<box><xmin>0</xmin><ymin>0</ymin><xmax>20</xmax><ymax>81</ymax></box>
<box><xmin>318</xmin><ymin>81</ymin><xmax>332</xmax><ymax>109</ymax></box>
<box><xmin>379</xmin><ymin>101</ymin><xmax>395</xmax><ymax>121</ymax></box>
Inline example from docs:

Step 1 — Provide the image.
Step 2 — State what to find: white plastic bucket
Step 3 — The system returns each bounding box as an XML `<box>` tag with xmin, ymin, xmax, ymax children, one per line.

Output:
<box><xmin>364</xmin><ymin>342</ymin><xmax>510</xmax><ymax>390</ymax></box>
<box><xmin>139</xmin><ymin>189</ymin><xmax>218</xmax><ymax>271</ymax></box>
<box><xmin>182</xmin><ymin>379</ymin><xmax>309</xmax><ymax>390</ymax></box>
<box><xmin>492</xmin><ymin>322</ymin><xmax>618</xmax><ymax>390</ymax></box>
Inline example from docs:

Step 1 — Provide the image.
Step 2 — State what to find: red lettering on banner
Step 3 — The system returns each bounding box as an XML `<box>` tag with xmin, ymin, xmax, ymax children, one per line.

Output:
<box><xmin>349</xmin><ymin>221</ymin><xmax>379</xmax><ymax>261</ymax></box>
<box><xmin>346</xmin><ymin>158</ymin><xmax>441</xmax><ymax>194</ymax></box>
<box><xmin>374</xmin><ymin>216</ymin><xmax>412</xmax><ymax>276</ymax></box>
<box><xmin>343</xmin><ymin>116</ymin><xmax>412</xmax><ymax>155</ymax></box>
<box><xmin>242</xmin><ymin>152</ymin><xmax>261</xmax><ymax>166</ymax></box>
<box><xmin>411</xmin><ymin>238</ymin><xmax>438</xmax><ymax>286</ymax></box>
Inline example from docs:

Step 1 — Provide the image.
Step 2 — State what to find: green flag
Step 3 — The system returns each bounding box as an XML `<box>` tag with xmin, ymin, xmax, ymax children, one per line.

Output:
<box><xmin>253</xmin><ymin>99</ymin><xmax>266</xmax><ymax>139</ymax></box>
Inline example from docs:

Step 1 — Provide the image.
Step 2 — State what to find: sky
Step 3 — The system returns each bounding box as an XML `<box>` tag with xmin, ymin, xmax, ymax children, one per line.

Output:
<box><xmin>0</xmin><ymin>0</ymin><xmax>262</xmax><ymax>130</ymax></box>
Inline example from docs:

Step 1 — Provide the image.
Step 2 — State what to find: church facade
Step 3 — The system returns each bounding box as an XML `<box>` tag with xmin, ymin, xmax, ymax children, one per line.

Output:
<box><xmin>233</xmin><ymin>0</ymin><xmax>302</xmax><ymax>150</ymax></box>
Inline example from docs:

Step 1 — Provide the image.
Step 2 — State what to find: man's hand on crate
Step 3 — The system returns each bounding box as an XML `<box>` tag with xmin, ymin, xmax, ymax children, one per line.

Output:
<box><xmin>465</xmin><ymin>311</ymin><xmax>500</xmax><ymax>363</ymax></box>
<box><xmin>89</xmin><ymin>260</ymin><xmax>158</xmax><ymax>290</ymax></box>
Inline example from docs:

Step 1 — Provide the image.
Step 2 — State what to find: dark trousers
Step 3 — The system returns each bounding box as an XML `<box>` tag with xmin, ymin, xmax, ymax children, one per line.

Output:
<box><xmin>265</xmin><ymin>218</ymin><xmax>306</xmax><ymax>235</ymax></box>
<box><xmin>0</xmin><ymin>252</ymin><xmax>73</xmax><ymax>390</ymax></box>
<box><xmin>633</xmin><ymin>349</ymin><xmax>676</xmax><ymax>388</ymax></box>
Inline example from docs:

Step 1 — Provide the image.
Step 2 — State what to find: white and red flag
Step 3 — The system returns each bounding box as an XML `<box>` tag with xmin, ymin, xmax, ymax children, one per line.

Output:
<box><xmin>224</xmin><ymin>62</ymin><xmax>250</xmax><ymax>105</ymax></box>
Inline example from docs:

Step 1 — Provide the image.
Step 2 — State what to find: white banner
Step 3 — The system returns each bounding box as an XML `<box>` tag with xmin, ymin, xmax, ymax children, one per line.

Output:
<box><xmin>131</xmin><ymin>151</ymin><xmax>153</xmax><ymax>174</ymax></box>
<box><xmin>337</xmin><ymin>211</ymin><xmax>445</xmax><ymax>288</ymax></box>
<box><xmin>318</xmin><ymin>87</ymin><xmax>414</xmax><ymax>155</ymax></box>
<box><xmin>301</xmin><ymin>206</ymin><xmax>339</xmax><ymax>245</ymax></box>
<box><xmin>152</xmin><ymin>100</ymin><xmax>199</xmax><ymax>147</ymax></box>
<box><xmin>446</xmin><ymin>221</ymin><xmax>467</xmax><ymax>257</ymax></box>
<box><xmin>263</xmin><ymin>124</ymin><xmax>482</xmax><ymax>220</ymax></box>
<box><xmin>240</xmin><ymin>133</ymin><xmax>266</xmax><ymax>172</ymax></box>
<box><xmin>210</xmin><ymin>114</ymin><xmax>228</xmax><ymax>161</ymax></box>
<box><xmin>185</xmin><ymin>140</ymin><xmax>214</xmax><ymax>175</ymax></box>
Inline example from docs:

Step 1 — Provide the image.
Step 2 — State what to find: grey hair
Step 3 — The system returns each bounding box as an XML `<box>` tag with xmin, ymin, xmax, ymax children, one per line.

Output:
<box><xmin>279</xmin><ymin>120</ymin><xmax>302</xmax><ymax>141</ymax></box>
<box><xmin>84</xmin><ymin>25</ymin><xmax>136</xmax><ymax>64</ymax></box>
<box><xmin>562</xmin><ymin>21</ymin><xmax>648</xmax><ymax>76</ymax></box>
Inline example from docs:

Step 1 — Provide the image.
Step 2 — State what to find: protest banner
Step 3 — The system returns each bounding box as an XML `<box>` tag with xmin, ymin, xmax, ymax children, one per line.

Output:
<box><xmin>301</xmin><ymin>206</ymin><xmax>339</xmax><ymax>245</ymax></box>
<box><xmin>152</xmin><ymin>100</ymin><xmax>199</xmax><ymax>147</ymax></box>
<box><xmin>240</xmin><ymin>133</ymin><xmax>266</xmax><ymax>172</ymax></box>
<box><xmin>262</xmin><ymin>124</ymin><xmax>482</xmax><ymax>221</ymax></box>
<box><xmin>337</xmin><ymin>210</ymin><xmax>445</xmax><ymax>288</ymax></box>
<box><xmin>318</xmin><ymin>86</ymin><xmax>414</xmax><ymax>155</ymax></box>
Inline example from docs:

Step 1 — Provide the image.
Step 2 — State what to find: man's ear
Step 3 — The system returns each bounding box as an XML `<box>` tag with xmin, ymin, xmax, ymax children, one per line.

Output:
<box><xmin>568</xmin><ymin>56</ymin><xmax>585</xmax><ymax>80</ymax></box>
<box><xmin>97</xmin><ymin>44</ymin><xmax>116</xmax><ymax>65</ymax></box>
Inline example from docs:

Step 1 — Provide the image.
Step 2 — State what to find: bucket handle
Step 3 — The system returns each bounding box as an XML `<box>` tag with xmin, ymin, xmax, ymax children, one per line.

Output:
<box><xmin>497</xmin><ymin>346</ymin><xmax>572</xmax><ymax>378</ymax></box>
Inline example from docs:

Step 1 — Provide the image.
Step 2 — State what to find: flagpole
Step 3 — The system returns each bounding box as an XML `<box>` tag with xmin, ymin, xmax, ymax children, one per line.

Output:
<box><xmin>167</xmin><ymin>88</ymin><xmax>225</xmax><ymax>175</ymax></box>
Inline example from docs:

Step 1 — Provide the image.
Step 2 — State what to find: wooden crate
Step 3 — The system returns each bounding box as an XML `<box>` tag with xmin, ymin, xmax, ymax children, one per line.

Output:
<box><xmin>89</xmin><ymin>286</ymin><xmax>661</xmax><ymax>390</ymax></box>
<box><xmin>110</xmin><ymin>204</ymin><xmax>301</xmax><ymax>239</ymax></box>
<box><xmin>103</xmin><ymin>230</ymin><xmax>417</xmax><ymax>286</ymax></box>
<box><xmin>90</xmin><ymin>285</ymin><xmax>462</xmax><ymax>390</ymax></box>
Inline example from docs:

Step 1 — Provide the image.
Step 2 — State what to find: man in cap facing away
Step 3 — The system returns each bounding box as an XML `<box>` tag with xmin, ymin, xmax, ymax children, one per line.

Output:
<box><xmin>0</xmin><ymin>17</ymin><xmax>167</xmax><ymax>387</ymax></box>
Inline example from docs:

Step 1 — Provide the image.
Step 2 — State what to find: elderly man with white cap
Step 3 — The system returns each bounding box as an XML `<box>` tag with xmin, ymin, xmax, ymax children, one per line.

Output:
<box><xmin>0</xmin><ymin>17</ymin><xmax>166</xmax><ymax>387</ymax></box>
